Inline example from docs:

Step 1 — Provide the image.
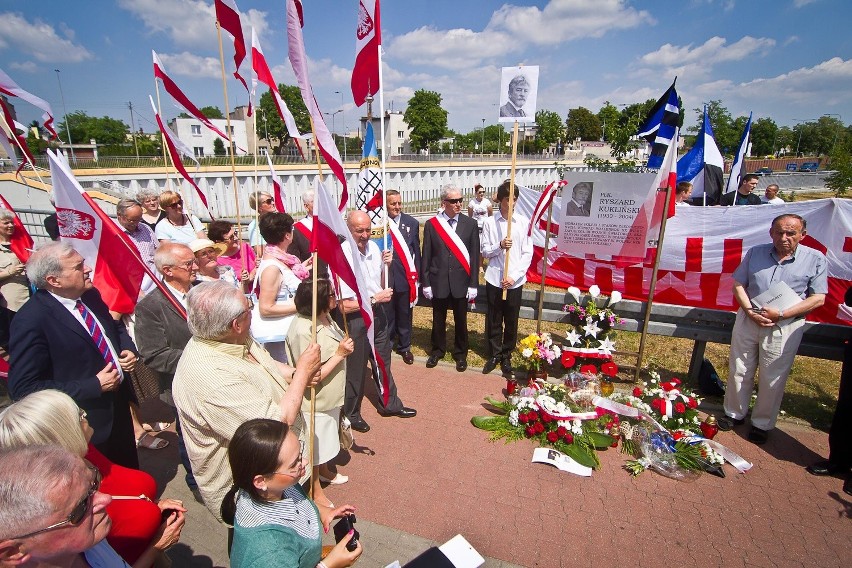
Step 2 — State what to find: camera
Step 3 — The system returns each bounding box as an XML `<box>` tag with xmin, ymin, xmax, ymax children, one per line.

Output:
<box><xmin>333</xmin><ymin>514</ymin><xmax>359</xmax><ymax>552</ymax></box>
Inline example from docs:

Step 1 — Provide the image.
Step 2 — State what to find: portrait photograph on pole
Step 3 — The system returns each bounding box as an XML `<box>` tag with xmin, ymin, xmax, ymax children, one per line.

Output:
<box><xmin>498</xmin><ymin>65</ymin><xmax>539</xmax><ymax>123</ymax></box>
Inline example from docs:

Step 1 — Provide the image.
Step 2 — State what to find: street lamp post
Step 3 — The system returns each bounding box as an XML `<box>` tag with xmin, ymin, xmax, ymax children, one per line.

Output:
<box><xmin>481</xmin><ymin>118</ymin><xmax>485</xmax><ymax>158</ymax></box>
<box><xmin>822</xmin><ymin>113</ymin><xmax>842</xmax><ymax>155</ymax></box>
<box><xmin>793</xmin><ymin>118</ymin><xmax>817</xmax><ymax>157</ymax></box>
<box><xmin>324</xmin><ymin>110</ymin><xmax>342</xmax><ymax>150</ymax></box>
<box><xmin>334</xmin><ymin>90</ymin><xmax>347</xmax><ymax>163</ymax></box>
<box><xmin>54</xmin><ymin>69</ymin><xmax>76</xmax><ymax>164</ymax></box>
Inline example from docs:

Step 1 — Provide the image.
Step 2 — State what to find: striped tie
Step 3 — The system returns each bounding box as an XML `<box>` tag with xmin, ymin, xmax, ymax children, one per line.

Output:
<box><xmin>75</xmin><ymin>300</ymin><xmax>118</xmax><ymax>369</ymax></box>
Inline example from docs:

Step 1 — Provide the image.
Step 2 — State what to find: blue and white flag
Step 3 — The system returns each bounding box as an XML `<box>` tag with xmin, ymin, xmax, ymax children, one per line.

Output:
<box><xmin>637</xmin><ymin>79</ymin><xmax>680</xmax><ymax>169</ymax></box>
<box><xmin>677</xmin><ymin>106</ymin><xmax>724</xmax><ymax>205</ymax></box>
<box><xmin>724</xmin><ymin>113</ymin><xmax>752</xmax><ymax>196</ymax></box>
<box><xmin>357</xmin><ymin>121</ymin><xmax>387</xmax><ymax>249</ymax></box>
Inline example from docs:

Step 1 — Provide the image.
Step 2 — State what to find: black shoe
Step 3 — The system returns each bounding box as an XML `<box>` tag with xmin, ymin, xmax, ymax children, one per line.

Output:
<box><xmin>456</xmin><ymin>359</ymin><xmax>468</xmax><ymax>372</ymax></box>
<box><xmin>426</xmin><ymin>354</ymin><xmax>440</xmax><ymax>368</ymax></box>
<box><xmin>381</xmin><ymin>407</ymin><xmax>417</xmax><ymax>418</ymax></box>
<box><xmin>190</xmin><ymin>487</ymin><xmax>204</xmax><ymax>504</ymax></box>
<box><xmin>844</xmin><ymin>475</ymin><xmax>852</xmax><ymax>496</ymax></box>
<box><xmin>717</xmin><ymin>416</ymin><xmax>745</xmax><ymax>431</ymax></box>
<box><xmin>748</xmin><ymin>426</ymin><xmax>769</xmax><ymax>445</ymax></box>
<box><xmin>482</xmin><ymin>357</ymin><xmax>499</xmax><ymax>374</ymax></box>
<box><xmin>500</xmin><ymin>360</ymin><xmax>512</xmax><ymax>376</ymax></box>
<box><xmin>806</xmin><ymin>460</ymin><xmax>847</xmax><ymax>477</ymax></box>
<box><xmin>401</xmin><ymin>351</ymin><xmax>414</xmax><ymax>365</ymax></box>
<box><xmin>350</xmin><ymin>417</ymin><xmax>371</xmax><ymax>433</ymax></box>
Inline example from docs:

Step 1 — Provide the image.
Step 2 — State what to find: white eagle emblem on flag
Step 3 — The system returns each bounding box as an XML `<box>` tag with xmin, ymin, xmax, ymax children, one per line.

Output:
<box><xmin>356</xmin><ymin>1</ymin><xmax>374</xmax><ymax>40</ymax></box>
<box><xmin>56</xmin><ymin>208</ymin><xmax>95</xmax><ymax>240</ymax></box>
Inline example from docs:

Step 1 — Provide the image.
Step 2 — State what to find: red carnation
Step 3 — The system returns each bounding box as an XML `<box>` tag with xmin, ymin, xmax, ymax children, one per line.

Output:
<box><xmin>534</xmin><ymin>422</ymin><xmax>545</xmax><ymax>434</ymax></box>
<box><xmin>541</xmin><ymin>413</ymin><xmax>553</xmax><ymax>424</ymax></box>
<box><xmin>525</xmin><ymin>426</ymin><xmax>536</xmax><ymax>437</ymax></box>
<box><xmin>526</xmin><ymin>411</ymin><xmax>538</xmax><ymax>423</ymax></box>
<box><xmin>563</xmin><ymin>433</ymin><xmax>574</xmax><ymax>444</ymax></box>
<box><xmin>671</xmin><ymin>378</ymin><xmax>682</xmax><ymax>386</ymax></box>
<box><xmin>519</xmin><ymin>413</ymin><xmax>529</xmax><ymax>424</ymax></box>
<box><xmin>687</xmin><ymin>398</ymin><xmax>698</xmax><ymax>409</ymax></box>
<box><xmin>601</xmin><ymin>362</ymin><xmax>618</xmax><ymax>377</ymax></box>
<box><xmin>580</xmin><ymin>364</ymin><xmax>598</xmax><ymax>375</ymax></box>
<box><xmin>675</xmin><ymin>402</ymin><xmax>686</xmax><ymax>414</ymax></box>
<box><xmin>651</xmin><ymin>398</ymin><xmax>662</xmax><ymax>410</ymax></box>
<box><xmin>632</xmin><ymin>387</ymin><xmax>643</xmax><ymax>397</ymax></box>
<box><xmin>561</xmin><ymin>352</ymin><xmax>576</xmax><ymax>368</ymax></box>
<box><xmin>547</xmin><ymin>431</ymin><xmax>559</xmax><ymax>443</ymax></box>
<box><xmin>672</xmin><ymin>431</ymin><xmax>684</xmax><ymax>440</ymax></box>
<box><xmin>557</xmin><ymin>426</ymin><xmax>568</xmax><ymax>436</ymax></box>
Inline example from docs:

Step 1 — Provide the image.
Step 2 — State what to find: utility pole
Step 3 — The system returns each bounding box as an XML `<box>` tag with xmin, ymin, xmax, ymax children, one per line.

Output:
<box><xmin>481</xmin><ymin>118</ymin><xmax>486</xmax><ymax>158</ymax></box>
<box><xmin>127</xmin><ymin>101</ymin><xmax>140</xmax><ymax>158</ymax></box>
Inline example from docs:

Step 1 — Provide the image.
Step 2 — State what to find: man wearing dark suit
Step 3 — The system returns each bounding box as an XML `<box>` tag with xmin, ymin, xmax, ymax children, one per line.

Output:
<box><xmin>8</xmin><ymin>241</ymin><xmax>140</xmax><ymax>468</ymax></box>
<box><xmin>386</xmin><ymin>190</ymin><xmax>420</xmax><ymax>365</ymax></box>
<box><xmin>499</xmin><ymin>75</ymin><xmax>530</xmax><ymax>118</ymax></box>
<box><xmin>421</xmin><ymin>185</ymin><xmax>480</xmax><ymax>372</ymax></box>
<box><xmin>565</xmin><ymin>182</ymin><xmax>592</xmax><ymax>217</ymax></box>
<box><xmin>134</xmin><ymin>242</ymin><xmax>200</xmax><ymax>499</ymax></box>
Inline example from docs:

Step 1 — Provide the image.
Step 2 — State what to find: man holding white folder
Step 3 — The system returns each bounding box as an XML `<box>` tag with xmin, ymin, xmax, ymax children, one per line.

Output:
<box><xmin>719</xmin><ymin>214</ymin><xmax>827</xmax><ymax>444</ymax></box>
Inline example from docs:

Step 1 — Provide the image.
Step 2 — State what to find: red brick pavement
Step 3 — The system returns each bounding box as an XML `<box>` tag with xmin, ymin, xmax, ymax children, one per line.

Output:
<box><xmin>326</xmin><ymin>358</ymin><xmax>851</xmax><ymax>568</ymax></box>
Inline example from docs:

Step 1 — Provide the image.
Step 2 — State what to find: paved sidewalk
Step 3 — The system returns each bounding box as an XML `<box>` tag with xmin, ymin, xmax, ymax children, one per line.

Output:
<box><xmin>138</xmin><ymin>355</ymin><xmax>850</xmax><ymax>567</ymax></box>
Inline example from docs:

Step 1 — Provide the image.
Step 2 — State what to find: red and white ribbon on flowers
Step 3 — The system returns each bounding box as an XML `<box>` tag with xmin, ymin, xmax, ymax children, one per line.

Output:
<box><xmin>561</xmin><ymin>347</ymin><xmax>613</xmax><ymax>361</ymax></box>
<box><xmin>535</xmin><ymin>402</ymin><xmax>598</xmax><ymax>422</ymax></box>
<box><xmin>698</xmin><ymin>438</ymin><xmax>752</xmax><ymax>473</ymax></box>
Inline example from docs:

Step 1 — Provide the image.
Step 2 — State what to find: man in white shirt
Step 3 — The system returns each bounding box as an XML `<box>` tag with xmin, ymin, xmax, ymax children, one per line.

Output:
<box><xmin>480</xmin><ymin>181</ymin><xmax>533</xmax><ymax>375</ymax></box>
<box><xmin>761</xmin><ymin>184</ymin><xmax>784</xmax><ymax>204</ymax></box>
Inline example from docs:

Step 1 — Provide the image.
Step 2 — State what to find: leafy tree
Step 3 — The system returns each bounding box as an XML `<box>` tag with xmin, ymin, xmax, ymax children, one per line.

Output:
<box><xmin>565</xmin><ymin>107</ymin><xmax>601</xmax><ymax>141</ymax></box>
<box><xmin>825</xmin><ymin>149</ymin><xmax>851</xmax><ymax>196</ymax></box>
<box><xmin>582</xmin><ymin>155</ymin><xmax>639</xmax><ymax>172</ymax></box>
<box><xmin>213</xmin><ymin>137</ymin><xmax>226</xmax><ymax>156</ymax></box>
<box><xmin>199</xmin><ymin>106</ymin><xmax>224</xmax><ymax>119</ymax></box>
<box><xmin>691</xmin><ymin>100</ymin><xmax>737</xmax><ymax>155</ymax></box>
<box><xmin>24</xmin><ymin>120</ymin><xmax>51</xmax><ymax>154</ymax></box>
<box><xmin>534</xmin><ymin>109</ymin><xmax>564</xmax><ymax>151</ymax></box>
<box><xmin>750</xmin><ymin>117</ymin><xmax>778</xmax><ymax>156</ymax></box>
<box><xmin>597</xmin><ymin>102</ymin><xmax>620</xmax><ymax>143</ymax></box>
<box><xmin>257</xmin><ymin>84</ymin><xmax>310</xmax><ymax>153</ymax></box>
<box><xmin>403</xmin><ymin>90</ymin><xmax>448</xmax><ymax>151</ymax></box>
<box><xmin>775</xmin><ymin>126</ymin><xmax>796</xmax><ymax>155</ymax></box>
<box><xmin>56</xmin><ymin>111</ymin><xmax>129</xmax><ymax>145</ymax></box>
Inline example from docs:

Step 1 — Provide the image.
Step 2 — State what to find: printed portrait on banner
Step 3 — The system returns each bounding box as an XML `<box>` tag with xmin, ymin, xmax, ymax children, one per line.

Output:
<box><xmin>498</xmin><ymin>65</ymin><xmax>539</xmax><ymax>123</ymax></box>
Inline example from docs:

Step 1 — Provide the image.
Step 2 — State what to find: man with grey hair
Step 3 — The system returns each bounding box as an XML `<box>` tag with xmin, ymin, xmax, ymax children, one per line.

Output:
<box><xmin>499</xmin><ymin>75</ymin><xmax>530</xmax><ymax>118</ymax></box>
<box><xmin>9</xmin><ymin>241</ymin><xmax>140</xmax><ymax>468</ymax></box>
<box><xmin>116</xmin><ymin>197</ymin><xmax>158</xmax><ymax>294</ymax></box>
<box><xmin>565</xmin><ymin>182</ymin><xmax>592</xmax><ymax>217</ymax></box>
<box><xmin>0</xmin><ymin>446</ymin><xmax>124</xmax><ymax>567</ymax></box>
<box><xmin>421</xmin><ymin>184</ymin><xmax>480</xmax><ymax>371</ymax></box>
<box><xmin>288</xmin><ymin>189</ymin><xmax>328</xmax><ymax>277</ymax></box>
<box><xmin>172</xmin><ymin>280</ymin><xmax>321</xmax><ymax>522</ymax></box>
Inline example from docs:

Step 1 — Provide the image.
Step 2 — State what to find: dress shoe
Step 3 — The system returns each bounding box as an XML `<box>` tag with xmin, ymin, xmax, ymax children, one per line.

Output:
<box><xmin>456</xmin><ymin>360</ymin><xmax>468</xmax><ymax>372</ymax></box>
<box><xmin>844</xmin><ymin>475</ymin><xmax>852</xmax><ymax>497</ymax></box>
<box><xmin>426</xmin><ymin>354</ymin><xmax>440</xmax><ymax>368</ymax></box>
<box><xmin>401</xmin><ymin>351</ymin><xmax>414</xmax><ymax>365</ymax></box>
<box><xmin>806</xmin><ymin>460</ymin><xmax>847</xmax><ymax>477</ymax></box>
<box><xmin>501</xmin><ymin>360</ymin><xmax>513</xmax><ymax>376</ymax></box>
<box><xmin>482</xmin><ymin>357</ymin><xmax>499</xmax><ymax>374</ymax></box>
<box><xmin>748</xmin><ymin>426</ymin><xmax>769</xmax><ymax>445</ymax></box>
<box><xmin>381</xmin><ymin>407</ymin><xmax>417</xmax><ymax>418</ymax></box>
<box><xmin>716</xmin><ymin>415</ymin><xmax>745</xmax><ymax>431</ymax></box>
<box><xmin>349</xmin><ymin>417</ymin><xmax>371</xmax><ymax>433</ymax></box>
<box><xmin>319</xmin><ymin>473</ymin><xmax>349</xmax><ymax>485</ymax></box>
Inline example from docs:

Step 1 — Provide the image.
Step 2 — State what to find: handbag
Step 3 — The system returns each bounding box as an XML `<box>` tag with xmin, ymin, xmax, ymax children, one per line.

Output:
<box><xmin>339</xmin><ymin>415</ymin><xmax>355</xmax><ymax>451</ymax></box>
<box><xmin>250</xmin><ymin>260</ymin><xmax>296</xmax><ymax>344</ymax></box>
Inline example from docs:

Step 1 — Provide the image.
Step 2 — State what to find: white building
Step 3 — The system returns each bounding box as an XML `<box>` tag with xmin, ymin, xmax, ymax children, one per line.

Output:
<box><xmin>169</xmin><ymin>117</ymin><xmax>249</xmax><ymax>157</ymax></box>
<box><xmin>361</xmin><ymin>111</ymin><xmax>412</xmax><ymax>157</ymax></box>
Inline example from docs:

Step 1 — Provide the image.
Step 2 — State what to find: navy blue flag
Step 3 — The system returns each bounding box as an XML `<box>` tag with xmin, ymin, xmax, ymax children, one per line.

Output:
<box><xmin>637</xmin><ymin>79</ymin><xmax>680</xmax><ymax>169</ymax></box>
<box><xmin>676</xmin><ymin>106</ymin><xmax>724</xmax><ymax>205</ymax></box>
<box><xmin>724</xmin><ymin>112</ymin><xmax>753</xmax><ymax>196</ymax></box>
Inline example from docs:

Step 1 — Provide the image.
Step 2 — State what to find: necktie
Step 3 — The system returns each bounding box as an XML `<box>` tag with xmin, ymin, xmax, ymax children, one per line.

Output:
<box><xmin>518</xmin><ymin>109</ymin><xmax>525</xmax><ymax>117</ymax></box>
<box><xmin>448</xmin><ymin>218</ymin><xmax>456</xmax><ymax>230</ymax></box>
<box><xmin>75</xmin><ymin>300</ymin><xmax>118</xmax><ymax>370</ymax></box>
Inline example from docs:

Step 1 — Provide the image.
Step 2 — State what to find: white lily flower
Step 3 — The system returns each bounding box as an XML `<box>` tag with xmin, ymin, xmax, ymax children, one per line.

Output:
<box><xmin>598</xmin><ymin>337</ymin><xmax>616</xmax><ymax>355</ymax></box>
<box><xmin>522</xmin><ymin>348</ymin><xmax>533</xmax><ymax>358</ymax></box>
<box><xmin>583</xmin><ymin>320</ymin><xmax>601</xmax><ymax>338</ymax></box>
<box><xmin>589</xmin><ymin>285</ymin><xmax>601</xmax><ymax>298</ymax></box>
<box><xmin>608</xmin><ymin>290</ymin><xmax>622</xmax><ymax>307</ymax></box>
<box><xmin>508</xmin><ymin>410</ymin><xmax>519</xmax><ymax>426</ymax></box>
<box><xmin>565</xmin><ymin>330</ymin><xmax>582</xmax><ymax>346</ymax></box>
<box><xmin>567</xmin><ymin>286</ymin><xmax>581</xmax><ymax>303</ymax></box>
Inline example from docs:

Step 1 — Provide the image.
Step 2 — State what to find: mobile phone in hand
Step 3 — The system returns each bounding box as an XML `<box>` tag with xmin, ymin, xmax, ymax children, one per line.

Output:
<box><xmin>333</xmin><ymin>514</ymin><xmax>359</xmax><ymax>552</ymax></box>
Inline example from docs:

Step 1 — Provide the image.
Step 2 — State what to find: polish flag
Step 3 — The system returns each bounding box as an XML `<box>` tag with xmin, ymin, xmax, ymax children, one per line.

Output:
<box><xmin>312</xmin><ymin>178</ymin><xmax>390</xmax><ymax>406</ymax></box>
<box><xmin>214</xmin><ymin>0</ymin><xmax>250</xmax><ymax>94</ymax></box>
<box><xmin>153</xmin><ymin>51</ymin><xmax>233</xmax><ymax>143</ymax></box>
<box><xmin>251</xmin><ymin>28</ymin><xmax>308</xmax><ymax>145</ymax></box>
<box><xmin>0</xmin><ymin>194</ymin><xmax>34</xmax><ymax>263</ymax></box>
<box><xmin>0</xmin><ymin>67</ymin><xmax>58</xmax><ymax>139</ymax></box>
<box><xmin>286</xmin><ymin>0</ymin><xmax>348</xmax><ymax>210</ymax></box>
<box><xmin>527</xmin><ymin>180</ymin><xmax>565</xmax><ymax>237</ymax></box>
<box><xmin>351</xmin><ymin>1</ymin><xmax>381</xmax><ymax>107</ymax></box>
<box><xmin>47</xmin><ymin>150</ymin><xmax>148</xmax><ymax>314</ymax></box>
<box><xmin>0</xmin><ymin>97</ymin><xmax>36</xmax><ymax>174</ymax></box>
<box><xmin>264</xmin><ymin>149</ymin><xmax>285</xmax><ymax>212</ymax></box>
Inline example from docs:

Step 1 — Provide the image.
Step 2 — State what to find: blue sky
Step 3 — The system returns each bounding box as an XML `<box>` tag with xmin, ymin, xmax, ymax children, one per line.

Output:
<box><xmin>1</xmin><ymin>0</ymin><xmax>850</xmax><ymax>138</ymax></box>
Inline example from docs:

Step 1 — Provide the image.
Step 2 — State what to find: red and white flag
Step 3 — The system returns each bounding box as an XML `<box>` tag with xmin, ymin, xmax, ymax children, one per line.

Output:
<box><xmin>286</xmin><ymin>0</ymin><xmax>348</xmax><ymax>210</ymax></box>
<box><xmin>149</xmin><ymin>96</ymin><xmax>213</xmax><ymax>218</ymax></box>
<box><xmin>153</xmin><ymin>51</ymin><xmax>233</xmax><ymax>143</ymax></box>
<box><xmin>0</xmin><ymin>97</ymin><xmax>36</xmax><ymax>174</ymax></box>
<box><xmin>312</xmin><ymin>178</ymin><xmax>390</xmax><ymax>406</ymax></box>
<box><xmin>251</xmin><ymin>28</ymin><xmax>307</xmax><ymax>144</ymax></box>
<box><xmin>527</xmin><ymin>180</ymin><xmax>565</xmax><ymax>237</ymax></box>
<box><xmin>351</xmin><ymin>0</ymin><xmax>381</xmax><ymax>107</ymax></box>
<box><xmin>264</xmin><ymin>149</ymin><xmax>285</xmax><ymax>212</ymax></box>
<box><xmin>0</xmin><ymin>194</ymin><xmax>34</xmax><ymax>264</ymax></box>
<box><xmin>47</xmin><ymin>150</ymin><xmax>148</xmax><ymax>314</ymax></box>
<box><xmin>214</xmin><ymin>0</ymin><xmax>250</xmax><ymax>95</ymax></box>
<box><xmin>0</xmin><ymin>67</ymin><xmax>58</xmax><ymax>139</ymax></box>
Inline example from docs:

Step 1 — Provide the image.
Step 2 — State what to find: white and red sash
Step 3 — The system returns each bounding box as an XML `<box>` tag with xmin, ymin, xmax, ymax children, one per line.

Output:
<box><xmin>429</xmin><ymin>216</ymin><xmax>470</xmax><ymax>276</ymax></box>
<box><xmin>387</xmin><ymin>219</ymin><xmax>418</xmax><ymax>306</ymax></box>
<box><xmin>294</xmin><ymin>217</ymin><xmax>313</xmax><ymax>241</ymax></box>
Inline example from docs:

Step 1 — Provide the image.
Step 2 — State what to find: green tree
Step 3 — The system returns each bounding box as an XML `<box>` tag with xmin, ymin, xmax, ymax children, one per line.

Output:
<box><xmin>199</xmin><ymin>106</ymin><xmax>223</xmax><ymax>119</ymax></box>
<box><xmin>825</xmin><ymin>148</ymin><xmax>851</xmax><ymax>196</ymax></box>
<box><xmin>403</xmin><ymin>90</ymin><xmax>448</xmax><ymax>151</ymax></box>
<box><xmin>750</xmin><ymin>117</ymin><xmax>778</xmax><ymax>156</ymax></box>
<box><xmin>691</xmin><ymin>101</ymin><xmax>737</xmax><ymax>155</ymax></box>
<box><xmin>597</xmin><ymin>102</ymin><xmax>620</xmax><ymax>143</ymax></box>
<box><xmin>213</xmin><ymin>137</ymin><xmax>226</xmax><ymax>156</ymax></box>
<box><xmin>56</xmin><ymin>111</ymin><xmax>129</xmax><ymax>145</ymax></box>
<box><xmin>565</xmin><ymin>107</ymin><xmax>601</xmax><ymax>141</ymax></box>
<box><xmin>534</xmin><ymin>109</ymin><xmax>564</xmax><ymax>151</ymax></box>
<box><xmin>775</xmin><ymin>126</ymin><xmax>796</xmax><ymax>155</ymax></box>
<box><xmin>24</xmin><ymin>120</ymin><xmax>50</xmax><ymax>154</ymax></box>
<box><xmin>257</xmin><ymin>84</ymin><xmax>310</xmax><ymax>153</ymax></box>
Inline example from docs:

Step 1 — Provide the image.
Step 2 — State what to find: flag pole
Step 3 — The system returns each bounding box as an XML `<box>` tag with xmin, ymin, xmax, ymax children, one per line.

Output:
<box><xmin>535</xmin><ymin>196</ymin><xmax>556</xmax><ymax>334</ymax></box>
<box><xmin>502</xmin><ymin>120</ymin><xmax>520</xmax><ymax>300</ymax></box>
<box><xmin>0</xmin><ymin>114</ymin><xmax>48</xmax><ymax>187</ymax></box>
<box><xmin>377</xmin><ymin>46</ymin><xmax>390</xmax><ymax>284</ymax></box>
<box><xmin>153</xmin><ymin>81</ymin><xmax>176</xmax><ymax>193</ymax></box>
<box><xmin>214</xmin><ymin>19</ymin><xmax>244</xmax><ymax>251</ymax></box>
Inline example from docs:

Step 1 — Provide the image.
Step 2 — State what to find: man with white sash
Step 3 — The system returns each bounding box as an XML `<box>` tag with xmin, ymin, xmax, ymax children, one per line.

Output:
<box><xmin>287</xmin><ymin>189</ymin><xmax>327</xmax><ymax>277</ymax></box>
<box><xmin>385</xmin><ymin>190</ymin><xmax>420</xmax><ymax>365</ymax></box>
<box><xmin>421</xmin><ymin>184</ymin><xmax>480</xmax><ymax>372</ymax></box>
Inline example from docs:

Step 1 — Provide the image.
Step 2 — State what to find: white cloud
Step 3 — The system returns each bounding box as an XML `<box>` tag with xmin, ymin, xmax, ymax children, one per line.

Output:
<box><xmin>639</xmin><ymin>36</ymin><xmax>775</xmax><ymax>67</ymax></box>
<box><xmin>0</xmin><ymin>12</ymin><xmax>92</xmax><ymax>63</ymax></box>
<box><xmin>783</xmin><ymin>36</ymin><xmax>799</xmax><ymax>46</ymax></box>
<box><xmin>157</xmin><ymin>51</ymin><xmax>220</xmax><ymax>80</ymax></box>
<box><xmin>387</xmin><ymin>0</ymin><xmax>655</xmax><ymax>70</ymax></box>
<box><xmin>9</xmin><ymin>61</ymin><xmax>37</xmax><ymax>73</ymax></box>
<box><xmin>793</xmin><ymin>0</ymin><xmax>818</xmax><ymax>7</ymax></box>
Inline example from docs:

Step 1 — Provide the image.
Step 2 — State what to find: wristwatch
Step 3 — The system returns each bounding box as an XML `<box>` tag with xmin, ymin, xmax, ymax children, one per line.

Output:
<box><xmin>370</xmin><ymin>296</ymin><xmax>376</xmax><ymax>306</ymax></box>
<box><xmin>778</xmin><ymin>309</ymin><xmax>785</xmax><ymax>319</ymax></box>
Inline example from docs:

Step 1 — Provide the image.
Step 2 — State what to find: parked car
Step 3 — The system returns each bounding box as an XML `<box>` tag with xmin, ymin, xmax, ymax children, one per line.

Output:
<box><xmin>754</xmin><ymin>167</ymin><xmax>773</xmax><ymax>175</ymax></box>
<box><xmin>799</xmin><ymin>162</ymin><xmax>819</xmax><ymax>172</ymax></box>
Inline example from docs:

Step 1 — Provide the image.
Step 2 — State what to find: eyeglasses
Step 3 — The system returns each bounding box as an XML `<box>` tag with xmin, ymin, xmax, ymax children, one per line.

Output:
<box><xmin>443</xmin><ymin>198</ymin><xmax>463</xmax><ymax>204</ymax></box>
<box><xmin>261</xmin><ymin>198</ymin><xmax>274</xmax><ymax>206</ymax></box>
<box><xmin>238</xmin><ymin>297</ymin><xmax>255</xmax><ymax>319</ymax></box>
<box><xmin>79</xmin><ymin>407</ymin><xmax>87</xmax><ymax>422</ymax></box>
<box><xmin>167</xmin><ymin>200</ymin><xmax>184</xmax><ymax>208</ymax></box>
<box><xmin>270</xmin><ymin>440</ymin><xmax>306</xmax><ymax>477</ymax></box>
<box><xmin>8</xmin><ymin>462</ymin><xmax>101</xmax><ymax>541</ymax></box>
<box><xmin>171</xmin><ymin>259</ymin><xmax>196</xmax><ymax>271</ymax></box>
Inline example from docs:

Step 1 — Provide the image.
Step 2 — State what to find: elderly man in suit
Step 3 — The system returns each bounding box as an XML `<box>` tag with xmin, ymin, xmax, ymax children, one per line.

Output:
<box><xmin>499</xmin><ymin>75</ymin><xmax>531</xmax><ymax>118</ymax></box>
<box><xmin>134</xmin><ymin>242</ymin><xmax>200</xmax><ymax>499</ymax></box>
<box><xmin>8</xmin><ymin>241</ymin><xmax>140</xmax><ymax>468</ymax></box>
<box><xmin>421</xmin><ymin>184</ymin><xmax>480</xmax><ymax>372</ymax></box>
<box><xmin>385</xmin><ymin>189</ymin><xmax>420</xmax><ymax>365</ymax></box>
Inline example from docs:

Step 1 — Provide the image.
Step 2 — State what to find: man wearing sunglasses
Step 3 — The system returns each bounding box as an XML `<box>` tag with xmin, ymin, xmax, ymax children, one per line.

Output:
<box><xmin>0</xmin><ymin>446</ymin><xmax>129</xmax><ymax>567</ymax></box>
<box><xmin>421</xmin><ymin>184</ymin><xmax>480</xmax><ymax>372</ymax></box>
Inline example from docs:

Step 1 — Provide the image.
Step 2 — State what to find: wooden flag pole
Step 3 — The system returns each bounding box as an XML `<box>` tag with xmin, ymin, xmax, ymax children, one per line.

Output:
<box><xmin>153</xmin><ymin>84</ymin><xmax>176</xmax><ymax>193</ymax></box>
<box><xmin>502</xmin><ymin>120</ymin><xmax>520</xmax><ymax>300</ymax></box>
<box><xmin>214</xmin><ymin>20</ymin><xmax>244</xmax><ymax>250</ymax></box>
<box><xmin>535</xmin><ymin>196</ymin><xmax>556</xmax><ymax>334</ymax></box>
<box><xmin>0</xmin><ymin>114</ymin><xmax>48</xmax><ymax>187</ymax></box>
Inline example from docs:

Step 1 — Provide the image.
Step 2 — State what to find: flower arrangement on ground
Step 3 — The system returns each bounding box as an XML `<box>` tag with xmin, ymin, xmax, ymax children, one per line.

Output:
<box><xmin>471</xmin><ymin>381</ymin><xmax>614</xmax><ymax>469</ymax></box>
<box><xmin>560</xmin><ymin>285</ymin><xmax>624</xmax><ymax>377</ymax></box>
<box><xmin>512</xmin><ymin>332</ymin><xmax>562</xmax><ymax>373</ymax></box>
